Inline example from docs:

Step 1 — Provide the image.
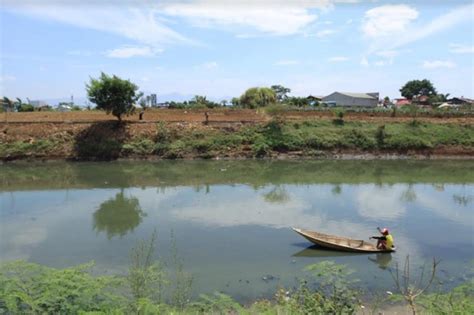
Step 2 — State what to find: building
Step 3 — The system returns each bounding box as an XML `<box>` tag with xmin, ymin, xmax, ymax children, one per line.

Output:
<box><xmin>394</xmin><ymin>98</ymin><xmax>411</xmax><ymax>107</ymax></box>
<box><xmin>448</xmin><ymin>97</ymin><xmax>474</xmax><ymax>105</ymax></box>
<box><xmin>322</xmin><ymin>92</ymin><xmax>379</xmax><ymax>107</ymax></box>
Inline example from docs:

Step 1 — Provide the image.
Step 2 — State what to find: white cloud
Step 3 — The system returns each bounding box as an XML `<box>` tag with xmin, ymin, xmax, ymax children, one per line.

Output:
<box><xmin>360</xmin><ymin>57</ymin><xmax>369</xmax><ymax>67</ymax></box>
<box><xmin>195</xmin><ymin>61</ymin><xmax>218</xmax><ymax>69</ymax></box>
<box><xmin>422</xmin><ymin>60</ymin><xmax>456</xmax><ymax>69</ymax></box>
<box><xmin>362</xmin><ymin>5</ymin><xmax>419</xmax><ymax>38</ymax></box>
<box><xmin>328</xmin><ymin>56</ymin><xmax>349</xmax><ymax>62</ymax></box>
<box><xmin>449</xmin><ymin>43</ymin><xmax>474</xmax><ymax>54</ymax></box>
<box><xmin>366</xmin><ymin>4</ymin><xmax>474</xmax><ymax>53</ymax></box>
<box><xmin>5</xmin><ymin>4</ymin><xmax>191</xmax><ymax>49</ymax></box>
<box><xmin>374</xmin><ymin>60</ymin><xmax>387</xmax><ymax>67</ymax></box>
<box><xmin>161</xmin><ymin>0</ymin><xmax>325</xmax><ymax>35</ymax></box>
<box><xmin>105</xmin><ymin>46</ymin><xmax>161</xmax><ymax>58</ymax></box>
<box><xmin>316</xmin><ymin>29</ymin><xmax>336</xmax><ymax>38</ymax></box>
<box><xmin>0</xmin><ymin>75</ymin><xmax>16</xmax><ymax>82</ymax></box>
<box><xmin>375</xmin><ymin>50</ymin><xmax>399</xmax><ymax>58</ymax></box>
<box><xmin>275</xmin><ymin>59</ymin><xmax>300</xmax><ymax>66</ymax></box>
<box><xmin>68</xmin><ymin>50</ymin><xmax>93</xmax><ymax>57</ymax></box>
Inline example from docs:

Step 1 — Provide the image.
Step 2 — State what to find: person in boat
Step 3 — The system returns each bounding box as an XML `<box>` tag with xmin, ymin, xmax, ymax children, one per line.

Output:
<box><xmin>370</xmin><ymin>227</ymin><xmax>394</xmax><ymax>250</ymax></box>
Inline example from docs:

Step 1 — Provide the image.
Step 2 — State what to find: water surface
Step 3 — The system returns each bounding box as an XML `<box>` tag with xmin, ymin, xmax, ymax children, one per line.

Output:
<box><xmin>1</xmin><ymin>160</ymin><xmax>473</xmax><ymax>301</ymax></box>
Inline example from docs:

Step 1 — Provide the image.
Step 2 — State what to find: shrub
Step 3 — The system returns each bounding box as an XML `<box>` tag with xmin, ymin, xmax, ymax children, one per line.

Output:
<box><xmin>375</xmin><ymin>125</ymin><xmax>386</xmax><ymax>147</ymax></box>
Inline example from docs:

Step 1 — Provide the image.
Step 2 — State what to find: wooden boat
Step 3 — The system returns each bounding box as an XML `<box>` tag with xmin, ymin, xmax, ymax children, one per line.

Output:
<box><xmin>292</xmin><ymin>228</ymin><xmax>395</xmax><ymax>253</ymax></box>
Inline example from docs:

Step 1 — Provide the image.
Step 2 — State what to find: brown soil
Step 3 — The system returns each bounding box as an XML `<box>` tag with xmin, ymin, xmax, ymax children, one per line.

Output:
<box><xmin>2</xmin><ymin>108</ymin><xmax>473</xmax><ymax>124</ymax></box>
<box><xmin>1</xmin><ymin>109</ymin><xmax>473</xmax><ymax>161</ymax></box>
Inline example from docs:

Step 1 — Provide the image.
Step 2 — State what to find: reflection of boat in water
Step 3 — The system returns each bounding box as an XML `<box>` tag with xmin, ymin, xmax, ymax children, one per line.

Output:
<box><xmin>292</xmin><ymin>228</ymin><xmax>395</xmax><ymax>253</ymax></box>
<box><xmin>293</xmin><ymin>246</ymin><xmax>368</xmax><ymax>258</ymax></box>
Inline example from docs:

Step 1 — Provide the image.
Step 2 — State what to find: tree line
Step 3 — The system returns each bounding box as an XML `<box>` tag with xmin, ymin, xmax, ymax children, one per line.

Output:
<box><xmin>1</xmin><ymin>72</ymin><xmax>457</xmax><ymax>121</ymax></box>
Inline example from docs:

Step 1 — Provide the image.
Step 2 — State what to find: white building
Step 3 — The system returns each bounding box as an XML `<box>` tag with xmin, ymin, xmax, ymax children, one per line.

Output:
<box><xmin>322</xmin><ymin>92</ymin><xmax>379</xmax><ymax>107</ymax></box>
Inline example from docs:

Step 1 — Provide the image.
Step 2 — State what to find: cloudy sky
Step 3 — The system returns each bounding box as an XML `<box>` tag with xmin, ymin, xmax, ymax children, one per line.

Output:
<box><xmin>1</xmin><ymin>0</ymin><xmax>473</xmax><ymax>102</ymax></box>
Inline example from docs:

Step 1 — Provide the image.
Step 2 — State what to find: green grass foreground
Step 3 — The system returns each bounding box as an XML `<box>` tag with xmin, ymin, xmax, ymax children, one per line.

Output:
<box><xmin>0</xmin><ymin>260</ymin><xmax>473</xmax><ymax>315</ymax></box>
<box><xmin>1</xmin><ymin>119</ymin><xmax>473</xmax><ymax>160</ymax></box>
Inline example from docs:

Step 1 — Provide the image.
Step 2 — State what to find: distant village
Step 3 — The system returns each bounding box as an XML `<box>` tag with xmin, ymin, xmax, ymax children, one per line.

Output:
<box><xmin>2</xmin><ymin>90</ymin><xmax>473</xmax><ymax>112</ymax></box>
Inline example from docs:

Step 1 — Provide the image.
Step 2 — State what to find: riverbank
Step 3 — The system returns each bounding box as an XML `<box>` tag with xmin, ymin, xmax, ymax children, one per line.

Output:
<box><xmin>1</xmin><ymin>115</ymin><xmax>473</xmax><ymax>161</ymax></box>
<box><xmin>1</xmin><ymin>259</ymin><xmax>472</xmax><ymax>315</ymax></box>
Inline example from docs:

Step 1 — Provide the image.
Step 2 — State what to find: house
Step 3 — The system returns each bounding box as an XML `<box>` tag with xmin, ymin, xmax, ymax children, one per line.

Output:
<box><xmin>306</xmin><ymin>95</ymin><xmax>324</xmax><ymax>106</ymax></box>
<box><xmin>394</xmin><ymin>98</ymin><xmax>411</xmax><ymax>107</ymax></box>
<box><xmin>57</xmin><ymin>103</ymin><xmax>72</xmax><ymax>112</ymax></box>
<box><xmin>413</xmin><ymin>95</ymin><xmax>430</xmax><ymax>105</ymax></box>
<box><xmin>448</xmin><ymin>97</ymin><xmax>474</xmax><ymax>105</ymax></box>
<box><xmin>322</xmin><ymin>92</ymin><xmax>379</xmax><ymax>107</ymax></box>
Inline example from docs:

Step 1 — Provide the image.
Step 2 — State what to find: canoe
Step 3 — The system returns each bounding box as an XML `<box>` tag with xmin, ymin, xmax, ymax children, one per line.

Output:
<box><xmin>292</xmin><ymin>228</ymin><xmax>395</xmax><ymax>253</ymax></box>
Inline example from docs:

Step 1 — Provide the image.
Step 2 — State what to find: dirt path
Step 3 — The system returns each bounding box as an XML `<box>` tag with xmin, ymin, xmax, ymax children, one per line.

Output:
<box><xmin>2</xmin><ymin>109</ymin><xmax>473</xmax><ymax>124</ymax></box>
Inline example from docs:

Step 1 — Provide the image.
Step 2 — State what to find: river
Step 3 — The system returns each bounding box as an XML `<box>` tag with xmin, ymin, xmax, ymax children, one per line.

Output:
<box><xmin>1</xmin><ymin>160</ymin><xmax>473</xmax><ymax>302</ymax></box>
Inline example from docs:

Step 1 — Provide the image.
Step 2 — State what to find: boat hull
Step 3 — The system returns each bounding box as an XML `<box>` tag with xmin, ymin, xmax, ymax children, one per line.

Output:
<box><xmin>292</xmin><ymin>228</ymin><xmax>395</xmax><ymax>253</ymax></box>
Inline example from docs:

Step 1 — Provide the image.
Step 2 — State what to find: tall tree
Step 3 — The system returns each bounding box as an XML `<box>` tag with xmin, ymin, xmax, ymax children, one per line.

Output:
<box><xmin>240</xmin><ymin>87</ymin><xmax>276</xmax><ymax>109</ymax></box>
<box><xmin>400</xmin><ymin>79</ymin><xmax>437</xmax><ymax>100</ymax></box>
<box><xmin>271</xmin><ymin>85</ymin><xmax>291</xmax><ymax>102</ymax></box>
<box><xmin>86</xmin><ymin>73</ymin><xmax>142</xmax><ymax>121</ymax></box>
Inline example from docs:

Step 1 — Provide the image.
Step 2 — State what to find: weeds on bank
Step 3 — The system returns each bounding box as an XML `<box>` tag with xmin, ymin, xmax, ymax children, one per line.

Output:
<box><xmin>1</xmin><ymin>249</ymin><xmax>473</xmax><ymax>314</ymax></box>
<box><xmin>1</xmin><ymin>119</ymin><xmax>473</xmax><ymax>159</ymax></box>
<box><xmin>390</xmin><ymin>256</ymin><xmax>440</xmax><ymax>315</ymax></box>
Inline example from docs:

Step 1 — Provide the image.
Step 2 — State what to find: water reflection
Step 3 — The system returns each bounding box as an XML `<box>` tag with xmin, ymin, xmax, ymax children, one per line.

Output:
<box><xmin>1</xmin><ymin>160</ymin><xmax>473</xmax><ymax>302</ymax></box>
<box><xmin>452</xmin><ymin>194</ymin><xmax>473</xmax><ymax>207</ymax></box>
<box><xmin>331</xmin><ymin>185</ymin><xmax>342</xmax><ymax>195</ymax></box>
<box><xmin>368</xmin><ymin>253</ymin><xmax>393</xmax><ymax>270</ymax></box>
<box><xmin>262</xmin><ymin>186</ymin><xmax>290</xmax><ymax>204</ymax></box>
<box><xmin>292</xmin><ymin>246</ymin><xmax>366</xmax><ymax>258</ymax></box>
<box><xmin>356</xmin><ymin>185</ymin><xmax>406</xmax><ymax>220</ymax></box>
<box><xmin>401</xmin><ymin>184</ymin><xmax>417</xmax><ymax>202</ymax></box>
<box><xmin>93</xmin><ymin>190</ymin><xmax>146</xmax><ymax>239</ymax></box>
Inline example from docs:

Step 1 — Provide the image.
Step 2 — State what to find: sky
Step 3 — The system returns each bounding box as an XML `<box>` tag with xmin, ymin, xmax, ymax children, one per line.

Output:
<box><xmin>1</xmin><ymin>0</ymin><xmax>473</xmax><ymax>103</ymax></box>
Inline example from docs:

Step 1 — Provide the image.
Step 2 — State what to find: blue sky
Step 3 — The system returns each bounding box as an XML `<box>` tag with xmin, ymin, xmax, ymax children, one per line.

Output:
<box><xmin>1</xmin><ymin>0</ymin><xmax>473</xmax><ymax>103</ymax></box>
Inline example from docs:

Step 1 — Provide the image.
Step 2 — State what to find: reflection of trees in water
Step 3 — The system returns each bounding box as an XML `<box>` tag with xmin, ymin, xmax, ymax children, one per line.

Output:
<box><xmin>401</xmin><ymin>184</ymin><xmax>417</xmax><ymax>202</ymax></box>
<box><xmin>93</xmin><ymin>190</ymin><xmax>146</xmax><ymax>239</ymax></box>
<box><xmin>452</xmin><ymin>194</ymin><xmax>473</xmax><ymax>207</ymax></box>
<box><xmin>263</xmin><ymin>186</ymin><xmax>290</xmax><ymax>204</ymax></box>
<box><xmin>331</xmin><ymin>185</ymin><xmax>342</xmax><ymax>195</ymax></box>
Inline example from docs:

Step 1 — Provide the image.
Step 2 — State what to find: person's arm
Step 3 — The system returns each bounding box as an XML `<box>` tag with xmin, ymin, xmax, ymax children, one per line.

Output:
<box><xmin>370</xmin><ymin>236</ymin><xmax>387</xmax><ymax>240</ymax></box>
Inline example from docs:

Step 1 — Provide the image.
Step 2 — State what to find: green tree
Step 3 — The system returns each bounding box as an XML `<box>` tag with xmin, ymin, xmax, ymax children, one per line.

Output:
<box><xmin>271</xmin><ymin>85</ymin><xmax>291</xmax><ymax>102</ymax></box>
<box><xmin>86</xmin><ymin>73</ymin><xmax>142</xmax><ymax>121</ymax></box>
<box><xmin>400</xmin><ymin>79</ymin><xmax>437</xmax><ymax>100</ymax></box>
<box><xmin>240</xmin><ymin>87</ymin><xmax>276</xmax><ymax>109</ymax></box>
<box><xmin>285</xmin><ymin>96</ymin><xmax>310</xmax><ymax>107</ymax></box>
<box><xmin>231</xmin><ymin>97</ymin><xmax>240</xmax><ymax>107</ymax></box>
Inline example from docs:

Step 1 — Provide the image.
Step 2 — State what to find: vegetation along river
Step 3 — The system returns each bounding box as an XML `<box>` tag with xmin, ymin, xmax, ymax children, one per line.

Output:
<box><xmin>1</xmin><ymin>160</ymin><xmax>473</xmax><ymax>302</ymax></box>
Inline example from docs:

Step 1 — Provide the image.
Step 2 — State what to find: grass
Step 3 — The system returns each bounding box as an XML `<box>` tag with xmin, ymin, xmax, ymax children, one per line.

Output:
<box><xmin>1</xmin><ymin>258</ymin><xmax>472</xmax><ymax>315</ymax></box>
<box><xmin>0</xmin><ymin>120</ymin><xmax>472</xmax><ymax>160</ymax></box>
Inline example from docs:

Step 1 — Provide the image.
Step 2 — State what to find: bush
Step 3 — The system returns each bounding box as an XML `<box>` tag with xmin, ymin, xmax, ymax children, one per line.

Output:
<box><xmin>17</xmin><ymin>104</ymin><xmax>35</xmax><ymax>112</ymax></box>
<box><xmin>122</xmin><ymin>139</ymin><xmax>155</xmax><ymax>155</ymax></box>
<box><xmin>0</xmin><ymin>261</ymin><xmax>125</xmax><ymax>314</ymax></box>
<box><xmin>375</xmin><ymin>125</ymin><xmax>386</xmax><ymax>147</ymax></box>
<box><xmin>345</xmin><ymin>129</ymin><xmax>376</xmax><ymax>149</ymax></box>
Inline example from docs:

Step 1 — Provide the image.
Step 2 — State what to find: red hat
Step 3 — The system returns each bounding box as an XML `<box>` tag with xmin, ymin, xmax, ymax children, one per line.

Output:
<box><xmin>381</xmin><ymin>228</ymin><xmax>389</xmax><ymax>235</ymax></box>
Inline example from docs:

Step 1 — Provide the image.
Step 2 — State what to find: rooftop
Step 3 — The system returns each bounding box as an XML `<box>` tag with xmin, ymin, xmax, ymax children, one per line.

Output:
<box><xmin>335</xmin><ymin>92</ymin><xmax>378</xmax><ymax>99</ymax></box>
